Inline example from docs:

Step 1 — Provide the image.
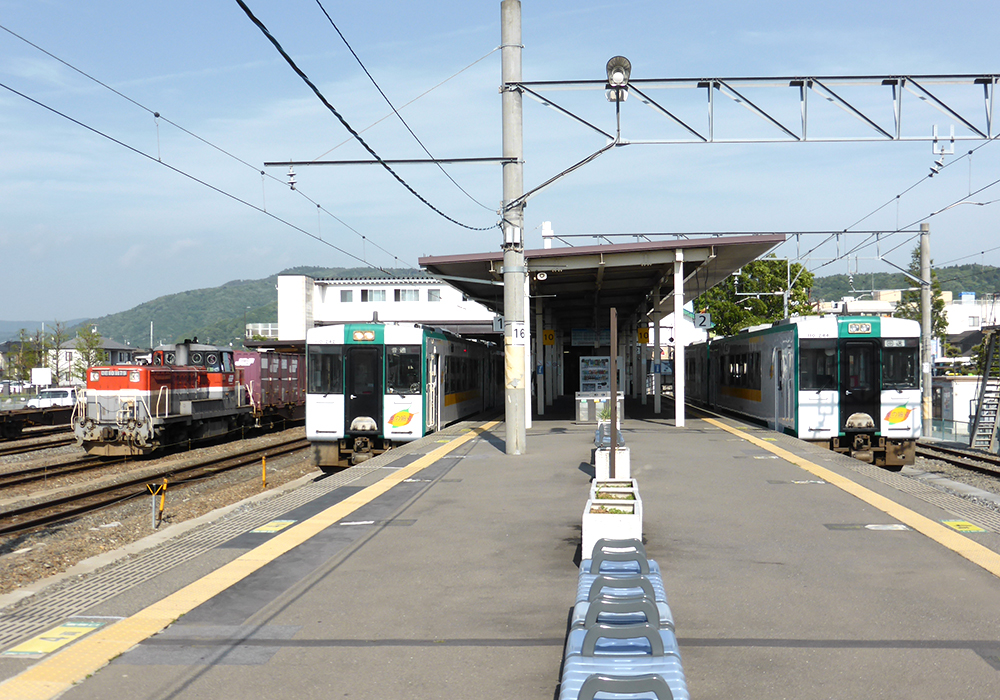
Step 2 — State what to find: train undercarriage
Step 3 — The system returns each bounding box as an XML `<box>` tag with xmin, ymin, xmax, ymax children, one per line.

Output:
<box><xmin>828</xmin><ymin>433</ymin><xmax>915</xmax><ymax>470</ymax></box>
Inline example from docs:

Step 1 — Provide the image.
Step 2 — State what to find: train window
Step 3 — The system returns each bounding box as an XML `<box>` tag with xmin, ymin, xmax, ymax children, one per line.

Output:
<box><xmin>221</xmin><ymin>353</ymin><xmax>233</xmax><ymax>372</ymax></box>
<box><xmin>882</xmin><ymin>340</ymin><xmax>919</xmax><ymax>389</ymax></box>
<box><xmin>387</xmin><ymin>345</ymin><xmax>421</xmax><ymax>394</ymax></box>
<box><xmin>204</xmin><ymin>353</ymin><xmax>220</xmax><ymax>372</ymax></box>
<box><xmin>308</xmin><ymin>346</ymin><xmax>344</xmax><ymax>394</ymax></box>
<box><xmin>800</xmin><ymin>340</ymin><xmax>837</xmax><ymax>390</ymax></box>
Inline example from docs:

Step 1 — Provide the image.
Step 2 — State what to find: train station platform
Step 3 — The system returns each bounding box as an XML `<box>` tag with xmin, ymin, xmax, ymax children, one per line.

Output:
<box><xmin>2</xmin><ymin>396</ymin><xmax>1000</xmax><ymax>699</ymax></box>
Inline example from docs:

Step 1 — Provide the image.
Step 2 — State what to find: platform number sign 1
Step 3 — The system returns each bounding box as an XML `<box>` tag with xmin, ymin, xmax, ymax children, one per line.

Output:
<box><xmin>695</xmin><ymin>313</ymin><xmax>711</xmax><ymax>329</ymax></box>
<box><xmin>543</xmin><ymin>329</ymin><xmax>555</xmax><ymax>346</ymax></box>
<box><xmin>637</xmin><ymin>327</ymin><xmax>649</xmax><ymax>344</ymax></box>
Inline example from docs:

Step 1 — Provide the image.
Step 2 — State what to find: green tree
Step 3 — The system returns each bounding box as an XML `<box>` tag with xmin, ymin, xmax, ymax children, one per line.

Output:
<box><xmin>695</xmin><ymin>255</ymin><xmax>816</xmax><ymax>336</ymax></box>
<box><xmin>12</xmin><ymin>329</ymin><xmax>42</xmax><ymax>381</ymax></box>
<box><xmin>48</xmin><ymin>321</ymin><xmax>72</xmax><ymax>384</ymax></box>
<box><xmin>11</xmin><ymin>328</ymin><xmax>47</xmax><ymax>381</ymax></box>
<box><xmin>893</xmin><ymin>246</ymin><xmax>948</xmax><ymax>346</ymax></box>
<box><xmin>74</xmin><ymin>327</ymin><xmax>107</xmax><ymax>383</ymax></box>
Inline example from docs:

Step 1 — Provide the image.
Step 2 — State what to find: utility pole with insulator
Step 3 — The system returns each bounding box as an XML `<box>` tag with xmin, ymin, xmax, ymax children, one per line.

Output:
<box><xmin>921</xmin><ymin>222</ymin><xmax>932</xmax><ymax>438</ymax></box>
<box><xmin>501</xmin><ymin>0</ymin><xmax>526</xmax><ymax>454</ymax></box>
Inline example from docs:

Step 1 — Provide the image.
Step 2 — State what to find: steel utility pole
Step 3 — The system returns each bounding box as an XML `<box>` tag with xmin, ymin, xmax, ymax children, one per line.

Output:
<box><xmin>501</xmin><ymin>0</ymin><xmax>526</xmax><ymax>455</ymax></box>
<box><xmin>921</xmin><ymin>223</ymin><xmax>932</xmax><ymax>438</ymax></box>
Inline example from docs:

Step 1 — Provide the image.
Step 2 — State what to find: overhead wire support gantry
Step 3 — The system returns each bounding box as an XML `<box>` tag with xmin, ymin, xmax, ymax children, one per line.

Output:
<box><xmin>510</xmin><ymin>74</ymin><xmax>999</xmax><ymax>144</ymax></box>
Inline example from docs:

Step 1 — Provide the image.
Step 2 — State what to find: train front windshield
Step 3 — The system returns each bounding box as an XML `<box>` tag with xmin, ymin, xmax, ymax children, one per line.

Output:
<box><xmin>309</xmin><ymin>346</ymin><xmax>344</xmax><ymax>394</ymax></box>
<box><xmin>386</xmin><ymin>345</ymin><xmax>421</xmax><ymax>394</ymax></box>
<box><xmin>881</xmin><ymin>339</ymin><xmax>919</xmax><ymax>389</ymax></box>
<box><xmin>799</xmin><ymin>340</ymin><xmax>837</xmax><ymax>390</ymax></box>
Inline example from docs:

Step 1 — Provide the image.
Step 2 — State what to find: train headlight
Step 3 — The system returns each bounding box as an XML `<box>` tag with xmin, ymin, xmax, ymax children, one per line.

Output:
<box><xmin>352</xmin><ymin>330</ymin><xmax>376</xmax><ymax>342</ymax></box>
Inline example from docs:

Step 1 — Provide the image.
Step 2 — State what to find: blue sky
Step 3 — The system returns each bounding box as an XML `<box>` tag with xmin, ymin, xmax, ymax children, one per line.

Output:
<box><xmin>1</xmin><ymin>0</ymin><xmax>998</xmax><ymax>322</ymax></box>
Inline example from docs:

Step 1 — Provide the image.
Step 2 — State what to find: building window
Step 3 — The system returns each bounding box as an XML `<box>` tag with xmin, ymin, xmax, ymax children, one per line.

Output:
<box><xmin>394</xmin><ymin>289</ymin><xmax>419</xmax><ymax>302</ymax></box>
<box><xmin>970</xmin><ymin>316</ymin><xmax>980</xmax><ymax>327</ymax></box>
<box><xmin>427</xmin><ymin>288</ymin><xmax>441</xmax><ymax>302</ymax></box>
<box><xmin>340</xmin><ymin>289</ymin><xmax>353</xmax><ymax>303</ymax></box>
<box><xmin>361</xmin><ymin>289</ymin><xmax>386</xmax><ymax>302</ymax></box>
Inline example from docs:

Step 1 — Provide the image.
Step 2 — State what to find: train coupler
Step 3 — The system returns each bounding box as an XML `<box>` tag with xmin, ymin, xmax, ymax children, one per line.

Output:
<box><xmin>351</xmin><ymin>436</ymin><xmax>373</xmax><ymax>464</ymax></box>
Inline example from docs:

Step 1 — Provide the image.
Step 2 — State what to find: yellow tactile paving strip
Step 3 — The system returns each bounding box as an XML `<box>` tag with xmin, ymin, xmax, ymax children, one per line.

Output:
<box><xmin>0</xmin><ymin>422</ymin><xmax>499</xmax><ymax>700</ymax></box>
<box><xmin>705</xmin><ymin>417</ymin><xmax>1000</xmax><ymax>580</ymax></box>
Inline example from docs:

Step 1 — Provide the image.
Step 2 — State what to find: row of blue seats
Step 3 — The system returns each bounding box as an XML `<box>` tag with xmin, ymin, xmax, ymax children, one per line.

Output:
<box><xmin>560</xmin><ymin>538</ymin><xmax>689</xmax><ymax>700</ymax></box>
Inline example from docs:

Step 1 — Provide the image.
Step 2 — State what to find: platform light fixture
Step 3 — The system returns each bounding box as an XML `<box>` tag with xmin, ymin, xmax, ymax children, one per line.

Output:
<box><xmin>606</xmin><ymin>56</ymin><xmax>631</xmax><ymax>102</ymax></box>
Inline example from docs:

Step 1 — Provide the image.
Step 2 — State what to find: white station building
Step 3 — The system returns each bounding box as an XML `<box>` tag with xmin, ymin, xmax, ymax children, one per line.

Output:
<box><xmin>275</xmin><ymin>274</ymin><xmax>497</xmax><ymax>343</ymax></box>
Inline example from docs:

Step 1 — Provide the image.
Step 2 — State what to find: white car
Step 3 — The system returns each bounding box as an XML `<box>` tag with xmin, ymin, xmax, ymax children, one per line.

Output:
<box><xmin>27</xmin><ymin>387</ymin><xmax>78</xmax><ymax>409</ymax></box>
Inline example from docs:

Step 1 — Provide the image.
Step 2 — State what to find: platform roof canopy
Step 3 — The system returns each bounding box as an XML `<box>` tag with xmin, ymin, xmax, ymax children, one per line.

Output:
<box><xmin>419</xmin><ymin>234</ymin><xmax>786</xmax><ymax>335</ymax></box>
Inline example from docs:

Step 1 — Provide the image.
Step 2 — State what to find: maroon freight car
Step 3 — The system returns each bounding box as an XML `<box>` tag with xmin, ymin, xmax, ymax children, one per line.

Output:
<box><xmin>235</xmin><ymin>351</ymin><xmax>306</xmax><ymax>426</ymax></box>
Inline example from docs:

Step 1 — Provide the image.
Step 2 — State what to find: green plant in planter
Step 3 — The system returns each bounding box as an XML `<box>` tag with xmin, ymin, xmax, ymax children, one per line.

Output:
<box><xmin>598</xmin><ymin>403</ymin><xmax>612</xmax><ymax>422</ymax></box>
<box><xmin>595</xmin><ymin>491</ymin><xmax>635</xmax><ymax>500</ymax></box>
<box><xmin>589</xmin><ymin>504</ymin><xmax>632</xmax><ymax>514</ymax></box>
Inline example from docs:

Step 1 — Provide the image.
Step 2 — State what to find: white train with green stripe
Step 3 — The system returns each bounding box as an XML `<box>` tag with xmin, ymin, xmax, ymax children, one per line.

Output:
<box><xmin>686</xmin><ymin>315</ymin><xmax>921</xmax><ymax>469</ymax></box>
<box><xmin>306</xmin><ymin>321</ymin><xmax>499</xmax><ymax>470</ymax></box>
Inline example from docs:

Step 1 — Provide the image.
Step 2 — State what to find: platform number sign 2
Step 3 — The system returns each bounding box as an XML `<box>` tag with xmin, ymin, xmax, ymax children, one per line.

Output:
<box><xmin>695</xmin><ymin>313</ymin><xmax>711</xmax><ymax>329</ymax></box>
<box><xmin>637</xmin><ymin>327</ymin><xmax>649</xmax><ymax>344</ymax></box>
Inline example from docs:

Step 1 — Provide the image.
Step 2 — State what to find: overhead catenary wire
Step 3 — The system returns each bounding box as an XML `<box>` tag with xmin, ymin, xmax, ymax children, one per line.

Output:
<box><xmin>0</xmin><ymin>80</ymin><xmax>389</xmax><ymax>272</ymax></box>
<box><xmin>313</xmin><ymin>0</ymin><xmax>494</xmax><ymax>212</ymax></box>
<box><xmin>795</xmin><ymin>137</ymin><xmax>1000</xmax><ymax>276</ymax></box>
<box><xmin>235</xmin><ymin>0</ymin><xmax>498</xmax><ymax>233</ymax></box>
<box><xmin>850</xmin><ymin>176</ymin><xmax>1000</xmax><ymax>264</ymax></box>
<box><xmin>0</xmin><ymin>20</ymin><xmax>410</xmax><ymax>269</ymax></box>
<box><xmin>309</xmin><ymin>47</ymin><xmax>500</xmax><ymax>163</ymax></box>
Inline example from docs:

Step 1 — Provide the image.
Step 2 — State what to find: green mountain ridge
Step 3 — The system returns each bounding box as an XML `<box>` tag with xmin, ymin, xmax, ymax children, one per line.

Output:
<box><xmin>809</xmin><ymin>263</ymin><xmax>1000</xmax><ymax>303</ymax></box>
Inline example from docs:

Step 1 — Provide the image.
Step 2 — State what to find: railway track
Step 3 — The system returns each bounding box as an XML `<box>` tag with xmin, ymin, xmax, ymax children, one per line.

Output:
<box><xmin>0</xmin><ymin>455</ymin><xmax>109</xmax><ymax>490</ymax></box>
<box><xmin>0</xmin><ymin>433</ymin><xmax>75</xmax><ymax>458</ymax></box>
<box><xmin>915</xmin><ymin>441</ymin><xmax>1000</xmax><ymax>479</ymax></box>
<box><xmin>0</xmin><ymin>436</ymin><xmax>310</xmax><ymax>537</ymax></box>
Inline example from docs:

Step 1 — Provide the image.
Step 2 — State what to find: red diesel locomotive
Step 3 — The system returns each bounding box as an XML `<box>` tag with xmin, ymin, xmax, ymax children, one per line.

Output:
<box><xmin>72</xmin><ymin>340</ymin><xmax>304</xmax><ymax>456</ymax></box>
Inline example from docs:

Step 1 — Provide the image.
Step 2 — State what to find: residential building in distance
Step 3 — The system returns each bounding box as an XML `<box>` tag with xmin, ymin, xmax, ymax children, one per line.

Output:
<box><xmin>49</xmin><ymin>338</ymin><xmax>140</xmax><ymax>385</ymax></box>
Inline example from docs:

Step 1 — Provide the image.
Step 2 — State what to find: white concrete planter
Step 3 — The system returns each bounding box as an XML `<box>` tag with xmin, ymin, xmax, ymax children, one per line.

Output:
<box><xmin>582</xmin><ymin>498</ymin><xmax>642</xmax><ymax>559</ymax></box>
<box><xmin>594</xmin><ymin>446</ymin><xmax>630</xmax><ymax>480</ymax></box>
<box><xmin>591</xmin><ymin>478</ymin><xmax>638</xmax><ymax>495</ymax></box>
<box><xmin>590</xmin><ymin>484</ymin><xmax>639</xmax><ymax>503</ymax></box>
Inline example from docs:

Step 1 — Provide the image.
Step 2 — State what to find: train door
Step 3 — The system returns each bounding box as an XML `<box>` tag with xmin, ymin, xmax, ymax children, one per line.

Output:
<box><xmin>773</xmin><ymin>343</ymin><xmax>795</xmax><ymax>433</ymax></box>
<box><xmin>773</xmin><ymin>348</ymin><xmax>782</xmax><ymax>430</ymax></box>
<box><xmin>425</xmin><ymin>352</ymin><xmax>440</xmax><ymax>432</ymax></box>
<box><xmin>344</xmin><ymin>346</ymin><xmax>382</xmax><ymax>432</ymax></box>
<box><xmin>840</xmin><ymin>340</ymin><xmax>879</xmax><ymax>428</ymax></box>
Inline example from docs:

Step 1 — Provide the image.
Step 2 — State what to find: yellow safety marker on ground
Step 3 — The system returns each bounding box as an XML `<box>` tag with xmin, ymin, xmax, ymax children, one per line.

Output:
<box><xmin>251</xmin><ymin>520</ymin><xmax>296</xmax><ymax>534</ymax></box>
<box><xmin>0</xmin><ymin>421</ymin><xmax>500</xmax><ymax>700</ymax></box>
<box><xmin>942</xmin><ymin>520</ymin><xmax>987</xmax><ymax>533</ymax></box>
<box><xmin>3</xmin><ymin>622</ymin><xmax>105</xmax><ymax>658</ymax></box>
<box><xmin>704</xmin><ymin>417</ymin><xmax>1000</xmax><ymax>580</ymax></box>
